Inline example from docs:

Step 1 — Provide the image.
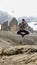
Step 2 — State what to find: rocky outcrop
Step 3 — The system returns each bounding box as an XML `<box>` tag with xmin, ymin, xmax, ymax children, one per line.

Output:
<box><xmin>9</xmin><ymin>17</ymin><xmax>18</xmax><ymax>32</ymax></box>
<box><xmin>1</xmin><ymin>21</ymin><xmax>8</xmax><ymax>31</ymax></box>
<box><xmin>3</xmin><ymin>46</ymin><xmax>37</xmax><ymax>55</ymax></box>
<box><xmin>26</xmin><ymin>26</ymin><xmax>33</xmax><ymax>32</ymax></box>
<box><xmin>0</xmin><ymin>46</ymin><xmax>37</xmax><ymax>65</ymax></box>
<box><xmin>0</xmin><ymin>31</ymin><xmax>37</xmax><ymax>65</ymax></box>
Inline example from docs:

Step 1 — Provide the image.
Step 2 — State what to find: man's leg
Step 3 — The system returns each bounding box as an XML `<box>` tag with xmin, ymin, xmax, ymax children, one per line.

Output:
<box><xmin>17</xmin><ymin>30</ymin><xmax>21</xmax><ymax>34</ymax></box>
<box><xmin>17</xmin><ymin>30</ymin><xmax>23</xmax><ymax>35</ymax></box>
<box><xmin>23</xmin><ymin>30</ymin><xmax>29</xmax><ymax>35</ymax></box>
<box><xmin>20</xmin><ymin>30</ymin><xmax>29</xmax><ymax>37</ymax></box>
<box><xmin>17</xmin><ymin>30</ymin><xmax>24</xmax><ymax>37</ymax></box>
<box><xmin>17</xmin><ymin>30</ymin><xmax>29</xmax><ymax>37</ymax></box>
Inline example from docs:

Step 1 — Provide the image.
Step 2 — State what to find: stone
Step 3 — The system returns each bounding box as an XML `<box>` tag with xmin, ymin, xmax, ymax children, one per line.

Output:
<box><xmin>1</xmin><ymin>21</ymin><xmax>8</xmax><ymax>31</ymax></box>
<box><xmin>9</xmin><ymin>17</ymin><xmax>18</xmax><ymax>32</ymax></box>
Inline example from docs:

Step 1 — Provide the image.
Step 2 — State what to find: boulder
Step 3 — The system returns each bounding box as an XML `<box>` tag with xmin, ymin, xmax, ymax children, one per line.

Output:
<box><xmin>1</xmin><ymin>21</ymin><xmax>8</xmax><ymax>31</ymax></box>
<box><xmin>9</xmin><ymin>17</ymin><xmax>18</xmax><ymax>32</ymax></box>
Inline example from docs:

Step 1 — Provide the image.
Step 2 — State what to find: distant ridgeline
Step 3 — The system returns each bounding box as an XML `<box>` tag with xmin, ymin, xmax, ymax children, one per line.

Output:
<box><xmin>0</xmin><ymin>17</ymin><xmax>33</xmax><ymax>32</ymax></box>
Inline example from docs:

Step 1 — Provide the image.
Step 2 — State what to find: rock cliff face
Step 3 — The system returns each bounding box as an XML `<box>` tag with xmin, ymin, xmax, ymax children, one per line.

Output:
<box><xmin>9</xmin><ymin>18</ymin><xmax>18</xmax><ymax>31</ymax></box>
<box><xmin>1</xmin><ymin>21</ymin><xmax>8</xmax><ymax>31</ymax></box>
<box><xmin>26</xmin><ymin>26</ymin><xmax>33</xmax><ymax>32</ymax></box>
<box><xmin>25</xmin><ymin>22</ymin><xmax>33</xmax><ymax>32</ymax></box>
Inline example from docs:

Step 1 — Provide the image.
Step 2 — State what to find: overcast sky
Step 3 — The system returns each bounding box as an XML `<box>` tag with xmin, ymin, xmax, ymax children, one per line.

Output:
<box><xmin>0</xmin><ymin>0</ymin><xmax>37</xmax><ymax>17</ymax></box>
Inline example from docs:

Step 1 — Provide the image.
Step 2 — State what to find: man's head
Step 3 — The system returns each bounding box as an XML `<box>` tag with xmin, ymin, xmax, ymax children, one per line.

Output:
<box><xmin>22</xmin><ymin>19</ymin><xmax>26</xmax><ymax>24</ymax></box>
<box><xmin>22</xmin><ymin>19</ymin><xmax>25</xmax><ymax>21</ymax></box>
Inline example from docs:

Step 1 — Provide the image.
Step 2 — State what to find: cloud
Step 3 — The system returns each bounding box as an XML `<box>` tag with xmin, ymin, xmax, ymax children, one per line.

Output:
<box><xmin>0</xmin><ymin>0</ymin><xmax>37</xmax><ymax>17</ymax></box>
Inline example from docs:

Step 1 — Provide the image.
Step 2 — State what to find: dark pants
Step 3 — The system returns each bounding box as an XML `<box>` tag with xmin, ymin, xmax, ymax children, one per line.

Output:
<box><xmin>17</xmin><ymin>30</ymin><xmax>29</xmax><ymax>37</ymax></box>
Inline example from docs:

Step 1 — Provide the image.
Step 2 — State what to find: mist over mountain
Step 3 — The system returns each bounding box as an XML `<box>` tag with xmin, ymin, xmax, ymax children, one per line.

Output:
<box><xmin>0</xmin><ymin>11</ymin><xmax>37</xmax><ymax>25</ymax></box>
<box><xmin>0</xmin><ymin>11</ymin><xmax>12</xmax><ymax>24</ymax></box>
<box><xmin>18</xmin><ymin>17</ymin><xmax>37</xmax><ymax>23</ymax></box>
